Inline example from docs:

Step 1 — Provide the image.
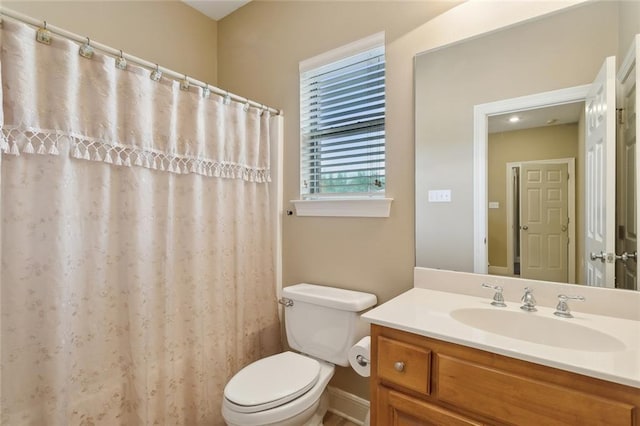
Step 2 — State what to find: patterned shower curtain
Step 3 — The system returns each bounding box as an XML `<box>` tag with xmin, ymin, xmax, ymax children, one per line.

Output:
<box><xmin>0</xmin><ymin>18</ymin><xmax>281</xmax><ymax>425</ymax></box>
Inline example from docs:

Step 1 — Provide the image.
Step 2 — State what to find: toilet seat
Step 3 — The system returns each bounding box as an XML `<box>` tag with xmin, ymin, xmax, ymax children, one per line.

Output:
<box><xmin>224</xmin><ymin>351</ymin><xmax>321</xmax><ymax>413</ymax></box>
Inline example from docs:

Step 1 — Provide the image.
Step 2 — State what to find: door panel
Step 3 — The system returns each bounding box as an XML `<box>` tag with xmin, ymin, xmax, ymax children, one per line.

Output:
<box><xmin>585</xmin><ymin>56</ymin><xmax>616</xmax><ymax>288</ymax></box>
<box><xmin>521</xmin><ymin>163</ymin><xmax>569</xmax><ymax>282</ymax></box>
<box><xmin>616</xmin><ymin>35</ymin><xmax>638</xmax><ymax>290</ymax></box>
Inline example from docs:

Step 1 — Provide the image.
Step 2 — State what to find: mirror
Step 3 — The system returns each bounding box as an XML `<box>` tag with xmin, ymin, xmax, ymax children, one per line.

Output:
<box><xmin>415</xmin><ymin>1</ymin><xmax>640</xmax><ymax>290</ymax></box>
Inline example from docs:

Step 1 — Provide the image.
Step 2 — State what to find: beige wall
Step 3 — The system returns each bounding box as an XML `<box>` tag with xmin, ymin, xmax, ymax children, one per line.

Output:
<box><xmin>3</xmin><ymin>0</ymin><xmax>217</xmax><ymax>83</ymax></box>
<box><xmin>217</xmin><ymin>0</ymin><xmax>461</xmax><ymax>398</ymax></box>
<box><xmin>619</xmin><ymin>0</ymin><xmax>640</xmax><ymax>59</ymax></box>
<box><xmin>488</xmin><ymin>124</ymin><xmax>579</xmax><ymax>268</ymax></box>
<box><xmin>415</xmin><ymin>2</ymin><xmax>623</xmax><ymax>273</ymax></box>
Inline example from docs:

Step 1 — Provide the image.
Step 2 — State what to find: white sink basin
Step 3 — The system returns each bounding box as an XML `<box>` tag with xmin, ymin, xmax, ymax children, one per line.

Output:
<box><xmin>450</xmin><ymin>308</ymin><xmax>626</xmax><ymax>352</ymax></box>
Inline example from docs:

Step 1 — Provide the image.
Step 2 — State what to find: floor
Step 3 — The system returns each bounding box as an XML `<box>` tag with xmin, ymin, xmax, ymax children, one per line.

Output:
<box><xmin>323</xmin><ymin>411</ymin><xmax>359</xmax><ymax>426</ymax></box>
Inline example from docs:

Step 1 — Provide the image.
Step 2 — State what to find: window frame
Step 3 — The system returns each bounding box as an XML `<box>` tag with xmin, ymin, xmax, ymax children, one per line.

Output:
<box><xmin>292</xmin><ymin>32</ymin><xmax>392</xmax><ymax>218</ymax></box>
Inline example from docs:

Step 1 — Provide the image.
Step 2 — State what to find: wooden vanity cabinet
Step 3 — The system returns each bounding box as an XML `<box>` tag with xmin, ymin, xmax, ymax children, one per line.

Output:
<box><xmin>370</xmin><ymin>325</ymin><xmax>640</xmax><ymax>426</ymax></box>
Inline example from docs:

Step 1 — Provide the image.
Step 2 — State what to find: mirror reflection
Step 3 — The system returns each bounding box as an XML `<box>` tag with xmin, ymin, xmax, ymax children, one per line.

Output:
<box><xmin>488</xmin><ymin>104</ymin><xmax>583</xmax><ymax>284</ymax></box>
<box><xmin>415</xmin><ymin>1</ymin><xmax>639</xmax><ymax>290</ymax></box>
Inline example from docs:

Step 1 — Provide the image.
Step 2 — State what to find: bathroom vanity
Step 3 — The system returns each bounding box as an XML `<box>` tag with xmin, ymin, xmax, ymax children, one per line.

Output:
<box><xmin>362</xmin><ymin>271</ymin><xmax>640</xmax><ymax>425</ymax></box>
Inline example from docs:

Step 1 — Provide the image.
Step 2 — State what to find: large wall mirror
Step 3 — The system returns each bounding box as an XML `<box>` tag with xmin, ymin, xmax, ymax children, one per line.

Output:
<box><xmin>415</xmin><ymin>1</ymin><xmax>640</xmax><ymax>290</ymax></box>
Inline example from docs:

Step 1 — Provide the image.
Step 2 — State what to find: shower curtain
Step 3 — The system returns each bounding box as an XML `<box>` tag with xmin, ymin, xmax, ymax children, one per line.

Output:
<box><xmin>0</xmin><ymin>18</ymin><xmax>281</xmax><ymax>425</ymax></box>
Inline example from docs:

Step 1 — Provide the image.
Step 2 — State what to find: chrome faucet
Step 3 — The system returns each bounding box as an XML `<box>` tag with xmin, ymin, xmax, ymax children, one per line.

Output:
<box><xmin>481</xmin><ymin>283</ymin><xmax>506</xmax><ymax>307</ymax></box>
<box><xmin>520</xmin><ymin>287</ymin><xmax>537</xmax><ymax>312</ymax></box>
<box><xmin>554</xmin><ymin>294</ymin><xmax>585</xmax><ymax>318</ymax></box>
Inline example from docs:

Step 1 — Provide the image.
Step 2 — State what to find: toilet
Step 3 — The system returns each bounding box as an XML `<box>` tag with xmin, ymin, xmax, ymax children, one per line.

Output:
<box><xmin>222</xmin><ymin>283</ymin><xmax>377</xmax><ymax>426</ymax></box>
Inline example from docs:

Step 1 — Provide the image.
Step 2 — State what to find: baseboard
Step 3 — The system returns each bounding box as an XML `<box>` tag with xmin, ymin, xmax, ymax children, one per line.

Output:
<box><xmin>488</xmin><ymin>265</ymin><xmax>509</xmax><ymax>276</ymax></box>
<box><xmin>327</xmin><ymin>386</ymin><xmax>369</xmax><ymax>425</ymax></box>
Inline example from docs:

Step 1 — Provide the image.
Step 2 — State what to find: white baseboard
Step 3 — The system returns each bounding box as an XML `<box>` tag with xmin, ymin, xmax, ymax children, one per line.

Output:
<box><xmin>327</xmin><ymin>386</ymin><xmax>369</xmax><ymax>425</ymax></box>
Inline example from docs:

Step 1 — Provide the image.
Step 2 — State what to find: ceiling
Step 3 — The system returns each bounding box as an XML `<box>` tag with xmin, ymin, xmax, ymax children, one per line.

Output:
<box><xmin>488</xmin><ymin>102</ymin><xmax>584</xmax><ymax>134</ymax></box>
<box><xmin>182</xmin><ymin>0</ymin><xmax>251</xmax><ymax>21</ymax></box>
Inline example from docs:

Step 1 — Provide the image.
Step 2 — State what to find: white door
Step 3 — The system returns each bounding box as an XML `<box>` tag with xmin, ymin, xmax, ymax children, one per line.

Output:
<box><xmin>585</xmin><ymin>56</ymin><xmax>616</xmax><ymax>288</ymax></box>
<box><xmin>520</xmin><ymin>163</ymin><xmax>569</xmax><ymax>282</ymax></box>
<box><xmin>616</xmin><ymin>35</ymin><xmax>639</xmax><ymax>291</ymax></box>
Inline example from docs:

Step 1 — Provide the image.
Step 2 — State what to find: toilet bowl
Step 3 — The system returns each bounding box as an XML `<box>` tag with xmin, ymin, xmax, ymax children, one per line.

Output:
<box><xmin>221</xmin><ymin>284</ymin><xmax>377</xmax><ymax>426</ymax></box>
<box><xmin>222</xmin><ymin>352</ymin><xmax>334</xmax><ymax>426</ymax></box>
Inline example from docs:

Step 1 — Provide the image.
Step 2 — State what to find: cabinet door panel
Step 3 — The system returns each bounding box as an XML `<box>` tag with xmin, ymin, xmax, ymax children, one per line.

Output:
<box><xmin>378</xmin><ymin>386</ymin><xmax>483</xmax><ymax>426</ymax></box>
<box><xmin>437</xmin><ymin>354</ymin><xmax>634</xmax><ymax>426</ymax></box>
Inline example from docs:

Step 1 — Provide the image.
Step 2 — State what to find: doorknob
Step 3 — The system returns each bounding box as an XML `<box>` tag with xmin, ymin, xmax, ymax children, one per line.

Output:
<box><xmin>590</xmin><ymin>251</ymin><xmax>614</xmax><ymax>263</ymax></box>
<box><xmin>615</xmin><ymin>251</ymin><xmax>637</xmax><ymax>262</ymax></box>
<box><xmin>521</xmin><ymin>225</ymin><xmax>529</xmax><ymax>230</ymax></box>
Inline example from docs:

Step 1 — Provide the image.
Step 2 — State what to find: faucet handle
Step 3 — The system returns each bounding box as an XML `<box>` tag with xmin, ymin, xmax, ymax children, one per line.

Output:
<box><xmin>520</xmin><ymin>287</ymin><xmax>537</xmax><ymax>312</ymax></box>
<box><xmin>554</xmin><ymin>294</ymin><xmax>585</xmax><ymax>318</ymax></box>
<box><xmin>481</xmin><ymin>283</ymin><xmax>506</xmax><ymax>307</ymax></box>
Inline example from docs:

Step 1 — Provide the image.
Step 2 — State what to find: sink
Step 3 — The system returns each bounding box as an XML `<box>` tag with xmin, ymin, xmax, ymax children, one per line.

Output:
<box><xmin>450</xmin><ymin>308</ymin><xmax>626</xmax><ymax>352</ymax></box>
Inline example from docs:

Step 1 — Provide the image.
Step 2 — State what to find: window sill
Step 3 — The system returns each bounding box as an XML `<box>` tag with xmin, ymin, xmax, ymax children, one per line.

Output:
<box><xmin>291</xmin><ymin>198</ymin><xmax>393</xmax><ymax>218</ymax></box>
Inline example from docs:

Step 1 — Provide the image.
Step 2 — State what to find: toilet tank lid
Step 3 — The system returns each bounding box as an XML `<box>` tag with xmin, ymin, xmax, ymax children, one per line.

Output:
<box><xmin>282</xmin><ymin>283</ymin><xmax>377</xmax><ymax>311</ymax></box>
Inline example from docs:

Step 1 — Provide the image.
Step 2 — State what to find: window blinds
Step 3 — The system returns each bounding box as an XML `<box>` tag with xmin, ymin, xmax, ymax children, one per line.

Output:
<box><xmin>300</xmin><ymin>44</ymin><xmax>385</xmax><ymax>198</ymax></box>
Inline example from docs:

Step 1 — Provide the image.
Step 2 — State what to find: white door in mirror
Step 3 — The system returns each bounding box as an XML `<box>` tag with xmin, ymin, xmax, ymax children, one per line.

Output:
<box><xmin>585</xmin><ymin>56</ymin><xmax>616</xmax><ymax>288</ymax></box>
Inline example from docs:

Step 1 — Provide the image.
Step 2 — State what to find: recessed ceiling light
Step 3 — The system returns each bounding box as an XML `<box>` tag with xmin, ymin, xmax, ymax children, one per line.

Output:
<box><xmin>509</xmin><ymin>116</ymin><xmax>520</xmax><ymax>123</ymax></box>
<box><xmin>546</xmin><ymin>118</ymin><xmax>558</xmax><ymax>125</ymax></box>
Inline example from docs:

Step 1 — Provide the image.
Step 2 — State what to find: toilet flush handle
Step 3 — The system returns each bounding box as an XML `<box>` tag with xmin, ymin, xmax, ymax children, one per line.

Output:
<box><xmin>278</xmin><ymin>297</ymin><xmax>293</xmax><ymax>307</ymax></box>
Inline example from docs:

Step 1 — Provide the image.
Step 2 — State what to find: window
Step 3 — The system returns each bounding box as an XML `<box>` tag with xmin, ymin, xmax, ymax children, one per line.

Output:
<box><xmin>299</xmin><ymin>33</ymin><xmax>386</xmax><ymax>200</ymax></box>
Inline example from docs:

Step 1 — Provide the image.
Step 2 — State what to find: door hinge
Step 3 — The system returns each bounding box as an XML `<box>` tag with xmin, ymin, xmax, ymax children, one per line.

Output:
<box><xmin>617</xmin><ymin>108</ymin><xmax>625</xmax><ymax>125</ymax></box>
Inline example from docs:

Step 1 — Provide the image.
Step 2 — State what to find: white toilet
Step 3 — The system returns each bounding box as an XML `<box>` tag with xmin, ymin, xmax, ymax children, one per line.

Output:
<box><xmin>222</xmin><ymin>283</ymin><xmax>377</xmax><ymax>426</ymax></box>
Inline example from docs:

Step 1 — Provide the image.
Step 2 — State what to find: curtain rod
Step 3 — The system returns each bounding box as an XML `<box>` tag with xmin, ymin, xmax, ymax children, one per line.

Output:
<box><xmin>0</xmin><ymin>7</ymin><xmax>282</xmax><ymax>116</ymax></box>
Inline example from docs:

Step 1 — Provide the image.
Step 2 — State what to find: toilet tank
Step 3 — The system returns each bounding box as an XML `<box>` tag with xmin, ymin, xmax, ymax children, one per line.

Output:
<box><xmin>282</xmin><ymin>283</ymin><xmax>377</xmax><ymax>367</ymax></box>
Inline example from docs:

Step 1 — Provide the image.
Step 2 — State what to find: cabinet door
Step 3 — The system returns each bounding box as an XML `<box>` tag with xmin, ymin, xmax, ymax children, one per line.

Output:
<box><xmin>377</xmin><ymin>386</ymin><xmax>483</xmax><ymax>426</ymax></box>
<box><xmin>437</xmin><ymin>354</ymin><xmax>635</xmax><ymax>426</ymax></box>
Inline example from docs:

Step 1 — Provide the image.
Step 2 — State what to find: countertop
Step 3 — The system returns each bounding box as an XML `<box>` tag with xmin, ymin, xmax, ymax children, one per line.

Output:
<box><xmin>362</xmin><ymin>288</ymin><xmax>640</xmax><ymax>388</ymax></box>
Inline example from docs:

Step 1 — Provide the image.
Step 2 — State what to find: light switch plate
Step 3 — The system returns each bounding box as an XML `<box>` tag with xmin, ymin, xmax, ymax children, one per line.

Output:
<box><xmin>428</xmin><ymin>189</ymin><xmax>452</xmax><ymax>203</ymax></box>
<box><xmin>489</xmin><ymin>201</ymin><xmax>500</xmax><ymax>209</ymax></box>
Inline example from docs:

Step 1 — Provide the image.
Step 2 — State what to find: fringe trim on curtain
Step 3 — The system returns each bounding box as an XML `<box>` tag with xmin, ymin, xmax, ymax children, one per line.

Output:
<box><xmin>1</xmin><ymin>126</ymin><xmax>271</xmax><ymax>183</ymax></box>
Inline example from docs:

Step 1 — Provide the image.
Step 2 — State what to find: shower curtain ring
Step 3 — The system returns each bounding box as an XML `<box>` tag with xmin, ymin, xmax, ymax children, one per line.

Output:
<box><xmin>36</xmin><ymin>21</ymin><xmax>52</xmax><ymax>45</ymax></box>
<box><xmin>150</xmin><ymin>63</ymin><xmax>162</xmax><ymax>81</ymax></box>
<box><xmin>79</xmin><ymin>37</ymin><xmax>94</xmax><ymax>59</ymax></box>
<box><xmin>115</xmin><ymin>49</ymin><xmax>127</xmax><ymax>70</ymax></box>
<box><xmin>180</xmin><ymin>74</ymin><xmax>190</xmax><ymax>91</ymax></box>
<box><xmin>202</xmin><ymin>83</ymin><xmax>211</xmax><ymax>99</ymax></box>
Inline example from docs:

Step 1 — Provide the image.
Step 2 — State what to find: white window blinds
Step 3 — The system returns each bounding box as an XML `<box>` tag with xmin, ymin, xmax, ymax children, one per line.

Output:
<box><xmin>300</xmin><ymin>38</ymin><xmax>385</xmax><ymax>198</ymax></box>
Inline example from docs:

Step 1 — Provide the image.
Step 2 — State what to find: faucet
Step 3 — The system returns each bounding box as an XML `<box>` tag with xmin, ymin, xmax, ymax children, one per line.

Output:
<box><xmin>520</xmin><ymin>287</ymin><xmax>537</xmax><ymax>312</ymax></box>
<box><xmin>481</xmin><ymin>283</ymin><xmax>506</xmax><ymax>307</ymax></box>
<box><xmin>554</xmin><ymin>294</ymin><xmax>585</xmax><ymax>318</ymax></box>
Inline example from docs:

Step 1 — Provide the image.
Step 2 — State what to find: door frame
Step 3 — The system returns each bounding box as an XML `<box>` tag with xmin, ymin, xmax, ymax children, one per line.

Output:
<box><xmin>505</xmin><ymin>158</ymin><xmax>576</xmax><ymax>283</ymax></box>
<box><xmin>473</xmin><ymin>85</ymin><xmax>590</xmax><ymax>274</ymax></box>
